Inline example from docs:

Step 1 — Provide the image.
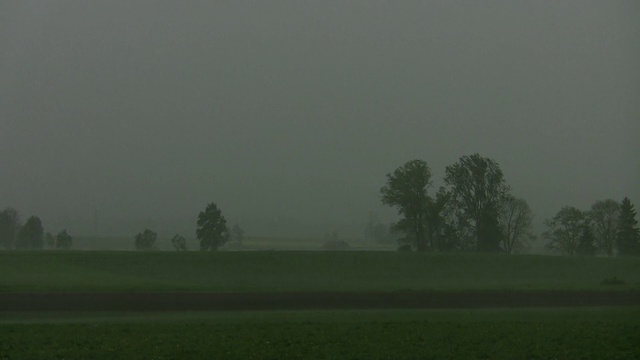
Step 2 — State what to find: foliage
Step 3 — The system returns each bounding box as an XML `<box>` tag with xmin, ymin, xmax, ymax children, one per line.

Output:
<box><xmin>589</xmin><ymin>199</ymin><xmax>620</xmax><ymax>256</ymax></box>
<box><xmin>171</xmin><ymin>234</ymin><xmax>187</xmax><ymax>251</ymax></box>
<box><xmin>544</xmin><ymin>206</ymin><xmax>587</xmax><ymax>256</ymax></box>
<box><xmin>55</xmin><ymin>230</ymin><xmax>73</xmax><ymax>250</ymax></box>
<box><xmin>444</xmin><ymin>153</ymin><xmax>510</xmax><ymax>252</ymax></box>
<box><xmin>197</xmin><ymin>202</ymin><xmax>229</xmax><ymax>251</ymax></box>
<box><xmin>427</xmin><ymin>188</ymin><xmax>451</xmax><ymax>251</ymax></box>
<box><xmin>380</xmin><ymin>159</ymin><xmax>433</xmax><ymax>251</ymax></box>
<box><xmin>134</xmin><ymin>229</ymin><xmax>157</xmax><ymax>251</ymax></box>
<box><xmin>576</xmin><ymin>220</ymin><xmax>596</xmax><ymax>256</ymax></box>
<box><xmin>1</xmin><ymin>309</ymin><xmax>639</xmax><ymax>360</ymax></box>
<box><xmin>616</xmin><ymin>197</ymin><xmax>639</xmax><ymax>256</ymax></box>
<box><xmin>499</xmin><ymin>196</ymin><xmax>535</xmax><ymax>254</ymax></box>
<box><xmin>16</xmin><ymin>216</ymin><xmax>44</xmax><ymax>250</ymax></box>
<box><xmin>0</xmin><ymin>207</ymin><xmax>21</xmax><ymax>249</ymax></box>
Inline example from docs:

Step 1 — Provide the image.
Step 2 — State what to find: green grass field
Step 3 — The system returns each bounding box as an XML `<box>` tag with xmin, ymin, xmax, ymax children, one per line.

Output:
<box><xmin>1</xmin><ymin>308</ymin><xmax>639</xmax><ymax>359</ymax></box>
<box><xmin>2</xmin><ymin>251</ymin><xmax>639</xmax><ymax>358</ymax></box>
<box><xmin>0</xmin><ymin>250</ymin><xmax>638</xmax><ymax>292</ymax></box>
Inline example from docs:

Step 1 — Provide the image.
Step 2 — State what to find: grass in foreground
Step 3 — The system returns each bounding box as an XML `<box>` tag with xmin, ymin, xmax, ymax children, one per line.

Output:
<box><xmin>1</xmin><ymin>308</ymin><xmax>639</xmax><ymax>359</ymax></box>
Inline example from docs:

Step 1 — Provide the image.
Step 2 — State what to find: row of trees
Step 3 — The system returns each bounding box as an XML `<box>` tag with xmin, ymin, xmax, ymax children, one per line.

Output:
<box><xmin>381</xmin><ymin>154</ymin><xmax>535</xmax><ymax>253</ymax></box>
<box><xmin>133</xmin><ymin>202</ymin><xmax>244</xmax><ymax>251</ymax></box>
<box><xmin>381</xmin><ymin>154</ymin><xmax>639</xmax><ymax>256</ymax></box>
<box><xmin>544</xmin><ymin>198</ymin><xmax>639</xmax><ymax>256</ymax></box>
<box><xmin>0</xmin><ymin>207</ymin><xmax>73</xmax><ymax>250</ymax></box>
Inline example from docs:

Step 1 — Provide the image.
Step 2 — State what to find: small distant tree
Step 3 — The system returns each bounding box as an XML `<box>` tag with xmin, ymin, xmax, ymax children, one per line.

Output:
<box><xmin>197</xmin><ymin>203</ymin><xmax>229</xmax><ymax>251</ymax></box>
<box><xmin>55</xmin><ymin>230</ymin><xmax>73</xmax><ymax>250</ymax></box>
<box><xmin>544</xmin><ymin>207</ymin><xmax>586</xmax><ymax>256</ymax></box>
<box><xmin>45</xmin><ymin>232</ymin><xmax>55</xmax><ymax>249</ymax></box>
<box><xmin>500</xmin><ymin>196</ymin><xmax>536</xmax><ymax>254</ymax></box>
<box><xmin>616</xmin><ymin>197</ymin><xmax>639</xmax><ymax>256</ymax></box>
<box><xmin>230</xmin><ymin>224</ymin><xmax>245</xmax><ymax>245</ymax></box>
<box><xmin>171</xmin><ymin>234</ymin><xmax>187</xmax><ymax>251</ymax></box>
<box><xmin>0</xmin><ymin>207</ymin><xmax>21</xmax><ymax>249</ymax></box>
<box><xmin>134</xmin><ymin>229</ymin><xmax>157</xmax><ymax>251</ymax></box>
<box><xmin>17</xmin><ymin>216</ymin><xmax>44</xmax><ymax>250</ymax></box>
<box><xmin>589</xmin><ymin>199</ymin><xmax>620</xmax><ymax>256</ymax></box>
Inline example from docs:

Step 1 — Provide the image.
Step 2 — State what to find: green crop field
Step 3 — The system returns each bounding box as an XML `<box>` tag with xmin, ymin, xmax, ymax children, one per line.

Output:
<box><xmin>1</xmin><ymin>308</ymin><xmax>639</xmax><ymax>359</ymax></box>
<box><xmin>1</xmin><ymin>250</ymin><xmax>639</xmax><ymax>293</ymax></box>
<box><xmin>2</xmin><ymin>251</ymin><xmax>639</xmax><ymax>358</ymax></box>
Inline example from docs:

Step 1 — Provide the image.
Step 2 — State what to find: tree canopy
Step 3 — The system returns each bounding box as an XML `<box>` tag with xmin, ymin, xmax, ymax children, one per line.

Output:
<box><xmin>380</xmin><ymin>160</ymin><xmax>433</xmax><ymax>251</ymax></box>
<box><xmin>544</xmin><ymin>207</ymin><xmax>586</xmax><ymax>256</ymax></box>
<box><xmin>17</xmin><ymin>216</ymin><xmax>44</xmax><ymax>250</ymax></box>
<box><xmin>134</xmin><ymin>229</ymin><xmax>157</xmax><ymax>251</ymax></box>
<box><xmin>171</xmin><ymin>234</ymin><xmax>188</xmax><ymax>251</ymax></box>
<box><xmin>589</xmin><ymin>199</ymin><xmax>620</xmax><ymax>256</ymax></box>
<box><xmin>499</xmin><ymin>196</ymin><xmax>535</xmax><ymax>254</ymax></box>
<box><xmin>55</xmin><ymin>230</ymin><xmax>73</xmax><ymax>250</ymax></box>
<box><xmin>616</xmin><ymin>197</ymin><xmax>639</xmax><ymax>256</ymax></box>
<box><xmin>444</xmin><ymin>154</ymin><xmax>510</xmax><ymax>252</ymax></box>
<box><xmin>197</xmin><ymin>202</ymin><xmax>229</xmax><ymax>251</ymax></box>
<box><xmin>0</xmin><ymin>207</ymin><xmax>21</xmax><ymax>249</ymax></box>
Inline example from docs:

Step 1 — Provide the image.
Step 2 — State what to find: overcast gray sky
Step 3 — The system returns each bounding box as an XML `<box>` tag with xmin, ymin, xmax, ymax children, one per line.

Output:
<box><xmin>1</xmin><ymin>1</ymin><xmax>638</xmax><ymax>238</ymax></box>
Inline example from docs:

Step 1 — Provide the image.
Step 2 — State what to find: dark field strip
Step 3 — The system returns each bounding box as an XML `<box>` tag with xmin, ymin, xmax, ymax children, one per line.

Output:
<box><xmin>1</xmin><ymin>290</ymin><xmax>639</xmax><ymax>312</ymax></box>
<box><xmin>1</xmin><ymin>319</ymin><xmax>639</xmax><ymax>359</ymax></box>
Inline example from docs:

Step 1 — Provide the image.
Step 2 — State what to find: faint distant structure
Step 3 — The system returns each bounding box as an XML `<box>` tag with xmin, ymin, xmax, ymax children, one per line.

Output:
<box><xmin>93</xmin><ymin>208</ymin><xmax>98</xmax><ymax>237</ymax></box>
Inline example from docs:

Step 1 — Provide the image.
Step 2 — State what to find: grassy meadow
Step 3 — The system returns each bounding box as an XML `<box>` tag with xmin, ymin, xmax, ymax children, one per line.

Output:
<box><xmin>0</xmin><ymin>250</ymin><xmax>638</xmax><ymax>293</ymax></box>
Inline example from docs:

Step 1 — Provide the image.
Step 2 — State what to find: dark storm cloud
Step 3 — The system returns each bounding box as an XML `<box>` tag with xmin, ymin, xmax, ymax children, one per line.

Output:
<box><xmin>1</xmin><ymin>1</ymin><xmax>638</xmax><ymax>238</ymax></box>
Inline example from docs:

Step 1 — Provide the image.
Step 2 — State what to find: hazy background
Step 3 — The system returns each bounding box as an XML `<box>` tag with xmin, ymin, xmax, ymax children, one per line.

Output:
<box><xmin>1</xmin><ymin>1</ymin><xmax>638</xmax><ymax>239</ymax></box>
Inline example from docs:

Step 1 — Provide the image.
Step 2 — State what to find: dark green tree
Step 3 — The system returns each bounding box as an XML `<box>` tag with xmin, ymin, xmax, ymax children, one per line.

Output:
<box><xmin>380</xmin><ymin>160</ymin><xmax>432</xmax><ymax>251</ymax></box>
<box><xmin>55</xmin><ymin>230</ymin><xmax>73</xmax><ymax>250</ymax></box>
<box><xmin>616</xmin><ymin>197</ymin><xmax>639</xmax><ymax>256</ymax></box>
<box><xmin>17</xmin><ymin>216</ymin><xmax>44</xmax><ymax>250</ymax></box>
<box><xmin>0</xmin><ymin>207</ymin><xmax>21</xmax><ymax>249</ymax></box>
<box><xmin>171</xmin><ymin>233</ymin><xmax>187</xmax><ymax>251</ymax></box>
<box><xmin>499</xmin><ymin>196</ymin><xmax>535</xmax><ymax>254</ymax></box>
<box><xmin>197</xmin><ymin>203</ymin><xmax>229</xmax><ymax>251</ymax></box>
<box><xmin>134</xmin><ymin>229</ymin><xmax>157</xmax><ymax>251</ymax></box>
<box><xmin>444</xmin><ymin>154</ymin><xmax>510</xmax><ymax>252</ymax></box>
<box><xmin>427</xmin><ymin>188</ymin><xmax>451</xmax><ymax>251</ymax></box>
<box><xmin>544</xmin><ymin>206</ymin><xmax>586</xmax><ymax>256</ymax></box>
<box><xmin>589</xmin><ymin>199</ymin><xmax>620</xmax><ymax>256</ymax></box>
<box><xmin>576</xmin><ymin>220</ymin><xmax>596</xmax><ymax>256</ymax></box>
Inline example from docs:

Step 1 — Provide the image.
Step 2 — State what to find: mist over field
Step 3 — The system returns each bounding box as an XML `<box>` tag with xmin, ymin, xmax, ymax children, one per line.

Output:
<box><xmin>1</xmin><ymin>1</ymin><xmax>638</xmax><ymax>240</ymax></box>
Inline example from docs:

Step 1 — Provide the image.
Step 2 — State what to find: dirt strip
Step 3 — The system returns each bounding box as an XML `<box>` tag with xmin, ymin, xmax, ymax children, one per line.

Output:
<box><xmin>0</xmin><ymin>291</ymin><xmax>638</xmax><ymax>312</ymax></box>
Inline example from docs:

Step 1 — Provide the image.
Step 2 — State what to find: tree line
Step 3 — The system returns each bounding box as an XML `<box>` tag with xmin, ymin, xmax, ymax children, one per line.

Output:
<box><xmin>0</xmin><ymin>208</ymin><xmax>73</xmax><ymax>250</ymax></box>
<box><xmin>4</xmin><ymin>154</ymin><xmax>637</xmax><ymax>256</ymax></box>
<box><xmin>544</xmin><ymin>198</ymin><xmax>639</xmax><ymax>256</ymax></box>
<box><xmin>133</xmin><ymin>202</ymin><xmax>243</xmax><ymax>251</ymax></box>
<box><xmin>381</xmin><ymin>154</ymin><xmax>639</xmax><ymax>256</ymax></box>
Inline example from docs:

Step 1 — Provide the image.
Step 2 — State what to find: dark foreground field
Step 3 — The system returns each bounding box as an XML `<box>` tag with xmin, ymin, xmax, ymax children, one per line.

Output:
<box><xmin>1</xmin><ymin>290</ymin><xmax>639</xmax><ymax>311</ymax></box>
<box><xmin>1</xmin><ymin>308</ymin><xmax>639</xmax><ymax>359</ymax></box>
<box><xmin>1</xmin><ymin>251</ymin><xmax>639</xmax><ymax>359</ymax></box>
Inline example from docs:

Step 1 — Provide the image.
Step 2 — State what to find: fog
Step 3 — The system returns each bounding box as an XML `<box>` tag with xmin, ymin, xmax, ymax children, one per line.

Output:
<box><xmin>1</xmin><ymin>1</ymin><xmax>638</xmax><ymax>238</ymax></box>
